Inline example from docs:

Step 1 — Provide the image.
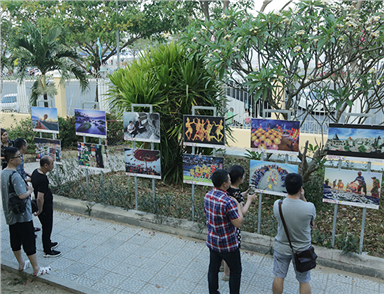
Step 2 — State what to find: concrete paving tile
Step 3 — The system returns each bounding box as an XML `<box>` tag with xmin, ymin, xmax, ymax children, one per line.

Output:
<box><xmin>169</xmin><ymin>277</ymin><xmax>198</xmax><ymax>293</ymax></box>
<box><xmin>141</xmin><ymin>258</ymin><xmax>166</xmax><ymax>271</ymax></box>
<box><xmin>352</xmin><ymin>276</ymin><xmax>381</xmax><ymax>291</ymax></box>
<box><xmin>64</xmin><ymin>262</ymin><xmax>92</xmax><ymax>275</ymax></box>
<box><xmin>128</xmin><ymin>234</ymin><xmax>153</xmax><ymax>246</ymax></box>
<box><xmin>74</xmin><ymin>275</ymin><xmax>98</xmax><ymax>288</ymax></box>
<box><xmin>48</xmin><ymin>257</ymin><xmax>74</xmax><ymax>271</ymax></box>
<box><xmin>86</xmin><ymin>234</ymin><xmax>110</xmax><ymax>245</ymax></box>
<box><xmin>133</xmin><ymin>246</ymin><xmax>156</xmax><ymax>258</ymax></box>
<box><xmin>71</xmin><ymin>231</ymin><xmax>95</xmax><ymax>241</ymax></box>
<box><xmin>149</xmin><ymin>271</ymin><xmax>178</xmax><ymax>289</ymax></box>
<box><xmin>181</xmin><ymin>267</ymin><xmax>206</xmax><ymax>283</ymax></box>
<box><xmin>151</xmin><ymin>250</ymin><xmax>175</xmax><ymax>262</ymax></box>
<box><xmin>158</xmin><ymin>263</ymin><xmax>186</xmax><ymax>278</ymax></box>
<box><xmin>324</xmin><ymin>283</ymin><xmax>353</xmax><ymax>293</ymax></box>
<box><xmin>83</xmin><ymin>266</ymin><xmax>110</xmax><ymax>280</ymax></box>
<box><xmin>117</xmin><ymin>278</ymin><xmax>147</xmax><ymax>293</ymax></box>
<box><xmin>101</xmin><ymin>238</ymin><xmax>125</xmax><ymax>251</ymax></box>
<box><xmin>100</xmin><ymin>272</ymin><xmax>128</xmax><ymax>288</ymax></box>
<box><xmin>129</xmin><ymin>267</ymin><xmax>158</xmax><ymax>282</ymax></box>
<box><xmin>328</xmin><ymin>272</ymin><xmax>354</xmax><ymax>284</ymax></box>
<box><xmin>58</xmin><ymin>228</ymin><xmax>82</xmax><ymax>238</ymax></box>
<box><xmin>60</xmin><ymin>238</ymin><xmax>87</xmax><ymax>249</ymax></box>
<box><xmin>121</xmin><ymin>254</ymin><xmax>149</xmax><ymax>267</ymax></box>
<box><xmin>139</xmin><ymin>283</ymin><xmax>168</xmax><ymax>293</ymax></box>
<box><xmin>93</xmin><ymin>282</ymin><xmax>116</xmax><ymax>293</ymax></box>
<box><xmin>96</xmin><ymin>258</ymin><xmax>122</xmax><ymax>272</ymax></box>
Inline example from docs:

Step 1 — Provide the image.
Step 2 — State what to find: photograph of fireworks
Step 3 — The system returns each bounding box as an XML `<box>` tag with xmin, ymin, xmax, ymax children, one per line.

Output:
<box><xmin>250</xmin><ymin>119</ymin><xmax>300</xmax><ymax>155</ymax></box>
<box><xmin>323</xmin><ymin>168</ymin><xmax>381</xmax><ymax>209</ymax></box>
<box><xmin>77</xmin><ymin>142</ymin><xmax>109</xmax><ymax>170</ymax></box>
<box><xmin>34</xmin><ymin>138</ymin><xmax>62</xmax><ymax>164</ymax></box>
<box><xmin>31</xmin><ymin>107</ymin><xmax>59</xmax><ymax>134</ymax></box>
<box><xmin>183</xmin><ymin>115</ymin><xmax>225</xmax><ymax>148</ymax></box>
<box><xmin>182</xmin><ymin>154</ymin><xmax>224</xmax><ymax>186</ymax></box>
<box><xmin>123</xmin><ymin>112</ymin><xmax>160</xmax><ymax>143</ymax></box>
<box><xmin>326</xmin><ymin>124</ymin><xmax>384</xmax><ymax>161</ymax></box>
<box><xmin>249</xmin><ymin>160</ymin><xmax>298</xmax><ymax>196</ymax></box>
<box><xmin>124</xmin><ymin>148</ymin><xmax>161</xmax><ymax>179</ymax></box>
<box><xmin>75</xmin><ymin>109</ymin><xmax>107</xmax><ymax>138</ymax></box>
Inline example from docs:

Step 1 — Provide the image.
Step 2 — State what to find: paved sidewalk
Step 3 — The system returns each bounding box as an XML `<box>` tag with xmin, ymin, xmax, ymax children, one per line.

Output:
<box><xmin>1</xmin><ymin>209</ymin><xmax>383</xmax><ymax>294</ymax></box>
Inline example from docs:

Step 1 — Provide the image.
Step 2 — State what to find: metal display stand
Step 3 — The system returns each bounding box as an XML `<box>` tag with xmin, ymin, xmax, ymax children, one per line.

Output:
<box><xmin>330</xmin><ymin>113</ymin><xmax>376</xmax><ymax>254</ymax></box>
<box><xmin>130</xmin><ymin>104</ymin><xmax>156</xmax><ymax>212</ymax></box>
<box><xmin>256</xmin><ymin>109</ymin><xmax>292</xmax><ymax>234</ymax></box>
<box><xmin>80</xmin><ymin>101</ymin><xmax>104</xmax><ymax>197</ymax></box>
<box><xmin>35</xmin><ymin>99</ymin><xmax>60</xmax><ymax>183</ymax></box>
<box><xmin>189</xmin><ymin>106</ymin><xmax>217</xmax><ymax>221</ymax></box>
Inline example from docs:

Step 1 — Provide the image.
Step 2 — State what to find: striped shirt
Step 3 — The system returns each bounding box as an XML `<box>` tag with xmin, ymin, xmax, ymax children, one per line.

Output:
<box><xmin>204</xmin><ymin>188</ymin><xmax>240</xmax><ymax>252</ymax></box>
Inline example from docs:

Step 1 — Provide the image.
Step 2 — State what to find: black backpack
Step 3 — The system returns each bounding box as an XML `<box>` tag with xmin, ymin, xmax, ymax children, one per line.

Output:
<box><xmin>8</xmin><ymin>171</ymin><xmax>26</xmax><ymax>214</ymax></box>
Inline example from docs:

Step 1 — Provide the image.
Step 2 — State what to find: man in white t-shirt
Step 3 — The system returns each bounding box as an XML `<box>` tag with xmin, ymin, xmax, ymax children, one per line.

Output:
<box><xmin>272</xmin><ymin>173</ymin><xmax>316</xmax><ymax>294</ymax></box>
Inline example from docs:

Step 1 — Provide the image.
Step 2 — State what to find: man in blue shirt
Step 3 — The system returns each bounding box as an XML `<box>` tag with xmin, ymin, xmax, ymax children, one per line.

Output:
<box><xmin>350</xmin><ymin>171</ymin><xmax>367</xmax><ymax>196</ymax></box>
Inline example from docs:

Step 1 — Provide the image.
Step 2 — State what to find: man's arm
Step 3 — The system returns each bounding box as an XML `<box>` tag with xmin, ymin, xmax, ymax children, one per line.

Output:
<box><xmin>35</xmin><ymin>192</ymin><xmax>45</xmax><ymax>216</ymax></box>
<box><xmin>18</xmin><ymin>185</ymin><xmax>33</xmax><ymax>200</ymax></box>
<box><xmin>229</xmin><ymin>197</ymin><xmax>243</xmax><ymax>228</ymax></box>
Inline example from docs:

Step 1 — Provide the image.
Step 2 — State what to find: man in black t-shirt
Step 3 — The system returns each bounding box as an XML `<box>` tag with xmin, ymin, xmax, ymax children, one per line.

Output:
<box><xmin>31</xmin><ymin>156</ymin><xmax>61</xmax><ymax>258</ymax></box>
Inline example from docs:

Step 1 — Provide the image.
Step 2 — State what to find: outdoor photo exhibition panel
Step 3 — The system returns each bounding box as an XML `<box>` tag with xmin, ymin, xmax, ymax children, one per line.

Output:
<box><xmin>250</xmin><ymin>118</ymin><xmax>300</xmax><ymax>156</ymax></box>
<box><xmin>77</xmin><ymin>142</ymin><xmax>109</xmax><ymax>171</ymax></box>
<box><xmin>323</xmin><ymin>168</ymin><xmax>380</xmax><ymax>209</ymax></box>
<box><xmin>34</xmin><ymin>137</ymin><xmax>62</xmax><ymax>164</ymax></box>
<box><xmin>123</xmin><ymin>112</ymin><xmax>160</xmax><ymax>143</ymax></box>
<box><xmin>326</xmin><ymin>123</ymin><xmax>384</xmax><ymax>162</ymax></box>
<box><xmin>249</xmin><ymin>160</ymin><xmax>299</xmax><ymax>197</ymax></box>
<box><xmin>75</xmin><ymin>108</ymin><xmax>107</xmax><ymax>138</ymax></box>
<box><xmin>31</xmin><ymin>106</ymin><xmax>59</xmax><ymax>134</ymax></box>
<box><xmin>124</xmin><ymin>148</ymin><xmax>161</xmax><ymax>180</ymax></box>
<box><xmin>183</xmin><ymin>115</ymin><xmax>225</xmax><ymax>148</ymax></box>
<box><xmin>182</xmin><ymin>154</ymin><xmax>224</xmax><ymax>186</ymax></box>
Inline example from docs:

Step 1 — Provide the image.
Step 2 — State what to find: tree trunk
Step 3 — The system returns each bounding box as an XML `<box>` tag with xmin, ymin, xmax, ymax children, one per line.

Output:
<box><xmin>222</xmin><ymin>0</ymin><xmax>230</xmax><ymax>13</ymax></box>
<box><xmin>260</xmin><ymin>0</ymin><xmax>273</xmax><ymax>12</ymax></box>
<box><xmin>199</xmin><ymin>0</ymin><xmax>210</xmax><ymax>20</ymax></box>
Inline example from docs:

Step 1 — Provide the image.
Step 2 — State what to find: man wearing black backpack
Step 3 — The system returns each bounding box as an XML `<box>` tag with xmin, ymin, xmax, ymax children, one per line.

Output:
<box><xmin>1</xmin><ymin>147</ymin><xmax>51</xmax><ymax>276</ymax></box>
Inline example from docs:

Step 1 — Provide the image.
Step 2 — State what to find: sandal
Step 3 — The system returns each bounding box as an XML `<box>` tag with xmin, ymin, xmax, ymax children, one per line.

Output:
<box><xmin>19</xmin><ymin>260</ymin><xmax>31</xmax><ymax>271</ymax></box>
<box><xmin>33</xmin><ymin>266</ymin><xmax>51</xmax><ymax>277</ymax></box>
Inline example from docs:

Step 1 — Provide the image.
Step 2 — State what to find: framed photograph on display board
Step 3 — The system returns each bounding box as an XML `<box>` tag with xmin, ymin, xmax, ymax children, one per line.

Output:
<box><xmin>31</xmin><ymin>107</ymin><xmax>59</xmax><ymax>134</ymax></box>
<box><xmin>326</xmin><ymin>124</ymin><xmax>384</xmax><ymax>162</ymax></box>
<box><xmin>34</xmin><ymin>138</ymin><xmax>62</xmax><ymax>164</ymax></box>
<box><xmin>250</xmin><ymin>119</ymin><xmax>300</xmax><ymax>155</ymax></box>
<box><xmin>124</xmin><ymin>148</ymin><xmax>161</xmax><ymax>179</ymax></box>
<box><xmin>249</xmin><ymin>160</ymin><xmax>298</xmax><ymax>197</ymax></box>
<box><xmin>323</xmin><ymin>168</ymin><xmax>381</xmax><ymax>209</ymax></box>
<box><xmin>77</xmin><ymin>142</ymin><xmax>109</xmax><ymax>170</ymax></box>
<box><xmin>182</xmin><ymin>154</ymin><xmax>224</xmax><ymax>186</ymax></box>
<box><xmin>75</xmin><ymin>109</ymin><xmax>107</xmax><ymax>138</ymax></box>
<box><xmin>183</xmin><ymin>115</ymin><xmax>225</xmax><ymax>148</ymax></box>
<box><xmin>123</xmin><ymin>112</ymin><xmax>160</xmax><ymax>143</ymax></box>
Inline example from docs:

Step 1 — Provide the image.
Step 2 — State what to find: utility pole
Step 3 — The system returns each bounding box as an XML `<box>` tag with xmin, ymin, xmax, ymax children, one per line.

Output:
<box><xmin>116</xmin><ymin>0</ymin><xmax>120</xmax><ymax>69</ymax></box>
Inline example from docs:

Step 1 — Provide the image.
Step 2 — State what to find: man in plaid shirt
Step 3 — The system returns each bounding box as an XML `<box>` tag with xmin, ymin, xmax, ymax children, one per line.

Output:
<box><xmin>204</xmin><ymin>169</ymin><xmax>244</xmax><ymax>294</ymax></box>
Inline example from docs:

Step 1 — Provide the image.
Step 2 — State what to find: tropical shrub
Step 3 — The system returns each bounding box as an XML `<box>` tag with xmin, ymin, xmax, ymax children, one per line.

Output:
<box><xmin>107</xmin><ymin>42</ymin><xmax>225</xmax><ymax>184</ymax></box>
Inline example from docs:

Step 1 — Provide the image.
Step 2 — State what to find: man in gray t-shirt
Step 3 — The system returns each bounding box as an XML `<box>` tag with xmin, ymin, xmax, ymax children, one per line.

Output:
<box><xmin>1</xmin><ymin>147</ymin><xmax>51</xmax><ymax>276</ymax></box>
<box><xmin>272</xmin><ymin>173</ymin><xmax>316</xmax><ymax>294</ymax></box>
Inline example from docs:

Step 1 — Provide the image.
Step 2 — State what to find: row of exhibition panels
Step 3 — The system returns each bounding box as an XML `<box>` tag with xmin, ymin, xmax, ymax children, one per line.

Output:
<box><xmin>31</xmin><ymin>107</ymin><xmax>382</xmax><ymax>210</ymax></box>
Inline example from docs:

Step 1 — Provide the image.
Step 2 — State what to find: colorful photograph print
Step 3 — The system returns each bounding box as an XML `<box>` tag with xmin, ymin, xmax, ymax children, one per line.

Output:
<box><xmin>323</xmin><ymin>168</ymin><xmax>381</xmax><ymax>209</ymax></box>
<box><xmin>182</xmin><ymin>154</ymin><xmax>224</xmax><ymax>186</ymax></box>
<box><xmin>249</xmin><ymin>160</ymin><xmax>298</xmax><ymax>196</ymax></box>
<box><xmin>77</xmin><ymin>142</ymin><xmax>109</xmax><ymax>170</ymax></box>
<box><xmin>250</xmin><ymin>119</ymin><xmax>300</xmax><ymax>155</ymax></box>
<box><xmin>183</xmin><ymin>115</ymin><xmax>225</xmax><ymax>147</ymax></box>
<box><xmin>123</xmin><ymin>112</ymin><xmax>160</xmax><ymax>143</ymax></box>
<box><xmin>124</xmin><ymin>148</ymin><xmax>161</xmax><ymax>179</ymax></box>
<box><xmin>31</xmin><ymin>107</ymin><xmax>59</xmax><ymax>134</ymax></box>
<box><xmin>75</xmin><ymin>109</ymin><xmax>107</xmax><ymax>138</ymax></box>
<box><xmin>34</xmin><ymin>138</ymin><xmax>62</xmax><ymax>164</ymax></box>
<box><xmin>326</xmin><ymin>124</ymin><xmax>384</xmax><ymax>161</ymax></box>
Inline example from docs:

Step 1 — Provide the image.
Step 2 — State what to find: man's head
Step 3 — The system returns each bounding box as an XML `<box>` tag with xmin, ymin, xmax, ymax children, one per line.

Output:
<box><xmin>14</xmin><ymin>138</ymin><xmax>28</xmax><ymax>154</ymax></box>
<box><xmin>211</xmin><ymin>169</ymin><xmax>231</xmax><ymax>189</ymax></box>
<box><xmin>372</xmin><ymin>177</ymin><xmax>376</xmax><ymax>180</ymax></box>
<box><xmin>4</xmin><ymin>147</ymin><xmax>22</xmax><ymax>168</ymax></box>
<box><xmin>40</xmin><ymin>155</ymin><xmax>54</xmax><ymax>172</ymax></box>
<box><xmin>284</xmin><ymin>173</ymin><xmax>303</xmax><ymax>195</ymax></box>
<box><xmin>358</xmin><ymin>171</ymin><xmax>362</xmax><ymax>176</ymax></box>
<box><xmin>230</xmin><ymin>107</ymin><xmax>234</xmax><ymax>112</ymax></box>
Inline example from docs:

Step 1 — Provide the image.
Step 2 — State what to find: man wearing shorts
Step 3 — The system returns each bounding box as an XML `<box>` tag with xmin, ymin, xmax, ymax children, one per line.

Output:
<box><xmin>272</xmin><ymin>173</ymin><xmax>316</xmax><ymax>294</ymax></box>
<box><xmin>1</xmin><ymin>147</ymin><xmax>50</xmax><ymax>276</ymax></box>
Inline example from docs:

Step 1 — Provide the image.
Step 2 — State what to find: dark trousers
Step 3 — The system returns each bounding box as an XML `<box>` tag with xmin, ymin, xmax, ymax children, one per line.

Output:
<box><xmin>38</xmin><ymin>208</ymin><xmax>53</xmax><ymax>253</ymax></box>
<box><xmin>208</xmin><ymin>248</ymin><xmax>242</xmax><ymax>294</ymax></box>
